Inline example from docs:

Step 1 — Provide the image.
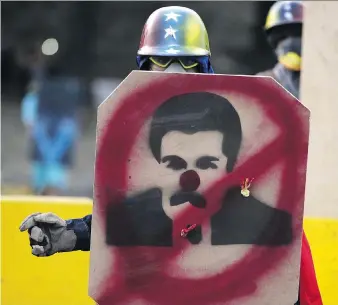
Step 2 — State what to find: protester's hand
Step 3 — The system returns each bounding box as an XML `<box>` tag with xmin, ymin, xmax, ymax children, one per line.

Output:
<box><xmin>19</xmin><ymin>212</ymin><xmax>77</xmax><ymax>257</ymax></box>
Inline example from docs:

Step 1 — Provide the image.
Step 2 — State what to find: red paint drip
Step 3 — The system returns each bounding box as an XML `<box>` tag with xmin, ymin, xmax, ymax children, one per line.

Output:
<box><xmin>180</xmin><ymin>223</ymin><xmax>197</xmax><ymax>237</ymax></box>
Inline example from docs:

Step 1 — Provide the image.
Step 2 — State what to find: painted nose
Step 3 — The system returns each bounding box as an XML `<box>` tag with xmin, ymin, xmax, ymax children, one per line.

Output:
<box><xmin>179</xmin><ymin>170</ymin><xmax>200</xmax><ymax>192</ymax></box>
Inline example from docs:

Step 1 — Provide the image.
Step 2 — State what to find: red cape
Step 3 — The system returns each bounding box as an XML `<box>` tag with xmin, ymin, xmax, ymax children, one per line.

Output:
<box><xmin>300</xmin><ymin>232</ymin><xmax>323</xmax><ymax>305</ymax></box>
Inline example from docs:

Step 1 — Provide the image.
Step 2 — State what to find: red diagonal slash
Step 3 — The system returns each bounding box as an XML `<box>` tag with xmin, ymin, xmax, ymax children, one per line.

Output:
<box><xmin>94</xmin><ymin>72</ymin><xmax>309</xmax><ymax>305</ymax></box>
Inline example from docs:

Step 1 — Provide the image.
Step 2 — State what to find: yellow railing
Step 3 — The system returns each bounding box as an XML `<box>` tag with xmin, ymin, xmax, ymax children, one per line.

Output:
<box><xmin>1</xmin><ymin>196</ymin><xmax>94</xmax><ymax>305</ymax></box>
<box><xmin>1</xmin><ymin>196</ymin><xmax>337</xmax><ymax>305</ymax></box>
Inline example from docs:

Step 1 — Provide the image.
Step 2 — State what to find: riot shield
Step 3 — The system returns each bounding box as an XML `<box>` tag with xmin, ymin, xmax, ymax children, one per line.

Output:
<box><xmin>89</xmin><ymin>71</ymin><xmax>310</xmax><ymax>305</ymax></box>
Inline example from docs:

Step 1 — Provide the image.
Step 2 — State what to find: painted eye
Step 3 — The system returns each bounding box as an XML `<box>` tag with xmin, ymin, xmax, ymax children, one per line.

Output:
<box><xmin>161</xmin><ymin>155</ymin><xmax>187</xmax><ymax>171</ymax></box>
<box><xmin>195</xmin><ymin>156</ymin><xmax>219</xmax><ymax>170</ymax></box>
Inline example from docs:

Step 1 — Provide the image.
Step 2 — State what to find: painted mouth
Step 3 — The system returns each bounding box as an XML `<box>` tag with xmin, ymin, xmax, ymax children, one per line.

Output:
<box><xmin>170</xmin><ymin>192</ymin><xmax>206</xmax><ymax>208</ymax></box>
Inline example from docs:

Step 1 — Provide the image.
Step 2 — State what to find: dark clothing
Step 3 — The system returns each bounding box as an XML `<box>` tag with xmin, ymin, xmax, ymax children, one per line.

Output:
<box><xmin>106</xmin><ymin>188</ymin><xmax>173</xmax><ymax>247</ymax></box>
<box><xmin>66</xmin><ymin>214</ymin><xmax>92</xmax><ymax>251</ymax></box>
<box><xmin>37</xmin><ymin>77</ymin><xmax>82</xmax><ymax>119</ymax></box>
<box><xmin>256</xmin><ymin>63</ymin><xmax>300</xmax><ymax>99</ymax></box>
<box><xmin>69</xmin><ymin>187</ymin><xmax>292</xmax><ymax>249</ymax></box>
<box><xmin>106</xmin><ymin>187</ymin><xmax>292</xmax><ymax>247</ymax></box>
<box><xmin>31</xmin><ymin>77</ymin><xmax>83</xmax><ymax>166</ymax></box>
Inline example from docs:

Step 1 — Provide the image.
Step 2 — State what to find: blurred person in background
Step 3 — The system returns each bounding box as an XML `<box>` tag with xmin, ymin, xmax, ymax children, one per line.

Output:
<box><xmin>257</xmin><ymin>0</ymin><xmax>302</xmax><ymax>99</ymax></box>
<box><xmin>30</xmin><ymin>71</ymin><xmax>82</xmax><ymax>196</ymax></box>
<box><xmin>21</xmin><ymin>81</ymin><xmax>39</xmax><ymax>136</ymax></box>
<box><xmin>20</xmin><ymin>40</ymin><xmax>82</xmax><ymax>196</ymax></box>
<box><xmin>257</xmin><ymin>1</ymin><xmax>322</xmax><ymax>305</ymax></box>
<box><xmin>21</xmin><ymin>80</ymin><xmax>40</xmax><ymax>193</ymax></box>
<box><xmin>20</xmin><ymin>5</ymin><xmax>320</xmax><ymax>305</ymax></box>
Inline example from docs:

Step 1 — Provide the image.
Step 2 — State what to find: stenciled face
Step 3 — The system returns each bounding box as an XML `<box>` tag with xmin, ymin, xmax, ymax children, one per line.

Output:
<box><xmin>160</xmin><ymin>130</ymin><xmax>228</xmax><ymax>219</ymax></box>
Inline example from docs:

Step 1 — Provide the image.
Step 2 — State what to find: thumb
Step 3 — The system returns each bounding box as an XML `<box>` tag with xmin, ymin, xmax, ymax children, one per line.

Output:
<box><xmin>19</xmin><ymin>212</ymin><xmax>41</xmax><ymax>231</ymax></box>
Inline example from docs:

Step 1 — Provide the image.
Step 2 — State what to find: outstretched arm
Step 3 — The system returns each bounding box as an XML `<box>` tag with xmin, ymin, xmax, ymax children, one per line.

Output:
<box><xmin>66</xmin><ymin>214</ymin><xmax>92</xmax><ymax>251</ymax></box>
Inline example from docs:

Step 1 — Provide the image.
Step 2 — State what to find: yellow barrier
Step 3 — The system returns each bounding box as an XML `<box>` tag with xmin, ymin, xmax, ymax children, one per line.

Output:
<box><xmin>304</xmin><ymin>218</ymin><xmax>338</xmax><ymax>305</ymax></box>
<box><xmin>1</xmin><ymin>196</ymin><xmax>338</xmax><ymax>305</ymax></box>
<box><xmin>1</xmin><ymin>196</ymin><xmax>94</xmax><ymax>305</ymax></box>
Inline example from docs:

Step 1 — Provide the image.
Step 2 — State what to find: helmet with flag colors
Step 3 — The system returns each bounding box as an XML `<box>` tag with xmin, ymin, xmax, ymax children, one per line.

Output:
<box><xmin>137</xmin><ymin>6</ymin><xmax>211</xmax><ymax>57</ymax></box>
<box><xmin>264</xmin><ymin>1</ymin><xmax>303</xmax><ymax>48</ymax></box>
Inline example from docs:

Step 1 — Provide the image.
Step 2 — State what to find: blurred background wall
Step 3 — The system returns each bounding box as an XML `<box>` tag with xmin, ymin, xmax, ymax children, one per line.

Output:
<box><xmin>1</xmin><ymin>1</ymin><xmax>276</xmax><ymax>197</ymax></box>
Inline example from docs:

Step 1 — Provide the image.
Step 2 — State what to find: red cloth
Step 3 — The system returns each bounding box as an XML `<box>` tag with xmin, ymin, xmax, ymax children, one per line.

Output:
<box><xmin>299</xmin><ymin>231</ymin><xmax>323</xmax><ymax>305</ymax></box>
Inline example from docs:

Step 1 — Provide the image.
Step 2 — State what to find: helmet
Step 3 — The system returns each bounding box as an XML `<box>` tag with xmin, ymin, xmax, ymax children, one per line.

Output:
<box><xmin>264</xmin><ymin>1</ymin><xmax>303</xmax><ymax>48</ymax></box>
<box><xmin>137</xmin><ymin>6</ymin><xmax>211</xmax><ymax>57</ymax></box>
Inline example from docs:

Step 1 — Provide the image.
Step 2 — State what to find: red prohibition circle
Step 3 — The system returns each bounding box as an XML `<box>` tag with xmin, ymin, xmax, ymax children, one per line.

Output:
<box><xmin>95</xmin><ymin>72</ymin><xmax>308</xmax><ymax>305</ymax></box>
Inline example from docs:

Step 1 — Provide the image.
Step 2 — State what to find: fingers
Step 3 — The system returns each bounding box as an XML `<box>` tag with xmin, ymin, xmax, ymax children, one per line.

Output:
<box><xmin>29</xmin><ymin>227</ymin><xmax>52</xmax><ymax>256</ymax></box>
<box><xmin>19</xmin><ymin>212</ymin><xmax>41</xmax><ymax>231</ymax></box>
<box><xmin>20</xmin><ymin>213</ymin><xmax>60</xmax><ymax>257</ymax></box>
<box><xmin>30</xmin><ymin>226</ymin><xmax>45</xmax><ymax>243</ymax></box>
<box><xmin>19</xmin><ymin>212</ymin><xmax>65</xmax><ymax>231</ymax></box>
<box><xmin>32</xmin><ymin>213</ymin><xmax>66</xmax><ymax>227</ymax></box>
<box><xmin>32</xmin><ymin>245</ymin><xmax>47</xmax><ymax>257</ymax></box>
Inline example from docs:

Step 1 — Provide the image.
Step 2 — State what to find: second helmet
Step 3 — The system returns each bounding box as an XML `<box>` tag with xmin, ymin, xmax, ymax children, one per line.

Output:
<box><xmin>264</xmin><ymin>1</ymin><xmax>303</xmax><ymax>48</ymax></box>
